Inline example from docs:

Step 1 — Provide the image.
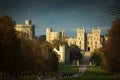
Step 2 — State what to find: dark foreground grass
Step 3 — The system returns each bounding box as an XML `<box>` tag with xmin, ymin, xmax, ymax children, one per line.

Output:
<box><xmin>15</xmin><ymin>76</ymin><xmax>38</xmax><ymax>80</ymax></box>
<box><xmin>2</xmin><ymin>66</ymin><xmax>119</xmax><ymax>80</ymax></box>
<box><xmin>59</xmin><ymin>66</ymin><xmax>120</xmax><ymax>80</ymax></box>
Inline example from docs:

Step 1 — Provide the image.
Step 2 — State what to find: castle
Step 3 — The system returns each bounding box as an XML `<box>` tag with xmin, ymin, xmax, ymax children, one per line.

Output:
<box><xmin>15</xmin><ymin>20</ymin><xmax>35</xmax><ymax>40</ymax></box>
<box><xmin>46</xmin><ymin>27</ymin><xmax>103</xmax><ymax>64</ymax></box>
<box><xmin>46</xmin><ymin>28</ymin><xmax>66</xmax><ymax>42</ymax></box>
<box><xmin>46</xmin><ymin>27</ymin><xmax>102</xmax><ymax>52</ymax></box>
<box><xmin>67</xmin><ymin>27</ymin><xmax>102</xmax><ymax>52</ymax></box>
<box><xmin>53</xmin><ymin>45</ymin><xmax>70</xmax><ymax>64</ymax></box>
<box><xmin>14</xmin><ymin>19</ymin><xmax>103</xmax><ymax>64</ymax></box>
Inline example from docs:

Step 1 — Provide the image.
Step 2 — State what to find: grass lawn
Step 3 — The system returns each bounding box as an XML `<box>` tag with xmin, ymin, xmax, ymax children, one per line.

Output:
<box><xmin>15</xmin><ymin>76</ymin><xmax>38</xmax><ymax>80</ymax></box>
<box><xmin>58</xmin><ymin>65</ymin><xmax>79</xmax><ymax>74</ymax></box>
<box><xmin>59</xmin><ymin>66</ymin><xmax>120</xmax><ymax>80</ymax></box>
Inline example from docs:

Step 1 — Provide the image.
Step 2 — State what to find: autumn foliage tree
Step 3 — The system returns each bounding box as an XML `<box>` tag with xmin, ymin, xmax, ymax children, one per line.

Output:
<box><xmin>0</xmin><ymin>15</ymin><xmax>23</xmax><ymax>72</ymax></box>
<box><xmin>103</xmin><ymin>18</ymin><xmax>120</xmax><ymax>73</ymax></box>
<box><xmin>19</xmin><ymin>32</ymin><xmax>59</xmax><ymax>73</ymax></box>
<box><xmin>52</xmin><ymin>39</ymin><xmax>68</xmax><ymax>49</ymax></box>
<box><xmin>0</xmin><ymin>15</ymin><xmax>59</xmax><ymax>77</ymax></box>
<box><xmin>39</xmin><ymin>41</ymin><xmax>59</xmax><ymax>73</ymax></box>
<box><xmin>20</xmin><ymin>39</ymin><xmax>45</xmax><ymax>73</ymax></box>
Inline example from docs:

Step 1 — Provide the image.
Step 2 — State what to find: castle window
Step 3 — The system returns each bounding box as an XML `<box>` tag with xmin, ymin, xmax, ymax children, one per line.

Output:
<box><xmin>95</xmin><ymin>41</ymin><xmax>97</xmax><ymax>44</ymax></box>
<box><xmin>91</xmin><ymin>42</ymin><xmax>93</xmax><ymax>45</ymax></box>
<box><xmin>95</xmin><ymin>46</ymin><xmax>97</xmax><ymax>48</ymax></box>
<box><xmin>80</xmin><ymin>41</ymin><xmax>81</xmax><ymax>44</ymax></box>
<box><xmin>87</xmin><ymin>41</ymin><xmax>89</xmax><ymax>45</ymax></box>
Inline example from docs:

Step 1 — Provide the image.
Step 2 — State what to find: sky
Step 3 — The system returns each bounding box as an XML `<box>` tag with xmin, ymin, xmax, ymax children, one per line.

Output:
<box><xmin>0</xmin><ymin>0</ymin><xmax>116</xmax><ymax>37</ymax></box>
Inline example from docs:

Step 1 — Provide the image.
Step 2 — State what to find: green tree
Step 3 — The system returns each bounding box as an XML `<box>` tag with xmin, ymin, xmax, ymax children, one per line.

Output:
<box><xmin>90</xmin><ymin>49</ymin><xmax>102</xmax><ymax>66</ymax></box>
<box><xmin>69</xmin><ymin>44</ymin><xmax>82</xmax><ymax>64</ymax></box>
<box><xmin>103</xmin><ymin>18</ymin><xmax>120</xmax><ymax>73</ymax></box>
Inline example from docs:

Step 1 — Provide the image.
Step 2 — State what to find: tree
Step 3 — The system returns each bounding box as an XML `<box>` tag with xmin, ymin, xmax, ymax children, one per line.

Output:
<box><xmin>36</xmin><ymin>35</ymin><xmax>46</xmax><ymax>44</ymax></box>
<box><xmin>109</xmin><ymin>0</ymin><xmax>120</xmax><ymax>17</ymax></box>
<box><xmin>69</xmin><ymin>44</ymin><xmax>82</xmax><ymax>64</ymax></box>
<box><xmin>0</xmin><ymin>15</ymin><xmax>23</xmax><ymax>73</ymax></box>
<box><xmin>52</xmin><ymin>39</ymin><xmax>68</xmax><ymax>49</ymax></box>
<box><xmin>20</xmin><ymin>39</ymin><xmax>46</xmax><ymax>73</ymax></box>
<box><xmin>48</xmin><ymin>52</ymin><xmax>59</xmax><ymax>72</ymax></box>
<box><xmin>103</xmin><ymin>18</ymin><xmax>120</xmax><ymax>73</ymax></box>
<box><xmin>39</xmin><ymin>41</ymin><xmax>59</xmax><ymax>73</ymax></box>
<box><xmin>90</xmin><ymin>49</ymin><xmax>102</xmax><ymax>66</ymax></box>
<box><xmin>0</xmin><ymin>16</ymin><xmax>59</xmax><ymax>79</ymax></box>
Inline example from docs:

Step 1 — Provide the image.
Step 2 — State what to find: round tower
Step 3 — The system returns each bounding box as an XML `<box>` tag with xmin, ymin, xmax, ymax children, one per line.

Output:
<box><xmin>46</xmin><ymin>28</ymin><xmax>52</xmax><ymax>42</ymax></box>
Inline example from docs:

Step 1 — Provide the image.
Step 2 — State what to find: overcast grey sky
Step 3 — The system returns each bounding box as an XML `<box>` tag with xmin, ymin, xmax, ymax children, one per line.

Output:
<box><xmin>0</xmin><ymin>0</ymin><xmax>116</xmax><ymax>37</ymax></box>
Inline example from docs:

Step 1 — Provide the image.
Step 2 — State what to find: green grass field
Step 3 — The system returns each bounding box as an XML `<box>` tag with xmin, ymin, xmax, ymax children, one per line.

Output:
<box><xmin>59</xmin><ymin>66</ymin><xmax>120</xmax><ymax>80</ymax></box>
<box><xmin>3</xmin><ymin>65</ymin><xmax>119</xmax><ymax>80</ymax></box>
<box><xmin>58</xmin><ymin>65</ymin><xmax>79</xmax><ymax>74</ymax></box>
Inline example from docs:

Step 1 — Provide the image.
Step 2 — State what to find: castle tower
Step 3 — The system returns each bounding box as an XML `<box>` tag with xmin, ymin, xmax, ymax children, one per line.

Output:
<box><xmin>76</xmin><ymin>27</ymin><xmax>86</xmax><ymax>50</ymax></box>
<box><xmin>59</xmin><ymin>45</ymin><xmax>65</xmax><ymax>63</ymax></box>
<box><xmin>25</xmin><ymin>20</ymin><xmax>31</xmax><ymax>25</ymax></box>
<box><xmin>61</xmin><ymin>30</ymin><xmax>67</xmax><ymax>41</ymax></box>
<box><xmin>91</xmin><ymin>27</ymin><xmax>101</xmax><ymax>51</ymax></box>
<box><xmin>46</xmin><ymin>28</ymin><xmax>52</xmax><ymax>42</ymax></box>
<box><xmin>15</xmin><ymin>19</ymin><xmax>35</xmax><ymax>40</ymax></box>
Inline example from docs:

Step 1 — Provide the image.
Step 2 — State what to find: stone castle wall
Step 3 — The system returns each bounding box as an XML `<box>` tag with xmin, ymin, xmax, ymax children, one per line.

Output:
<box><xmin>15</xmin><ymin>20</ymin><xmax>35</xmax><ymax>40</ymax></box>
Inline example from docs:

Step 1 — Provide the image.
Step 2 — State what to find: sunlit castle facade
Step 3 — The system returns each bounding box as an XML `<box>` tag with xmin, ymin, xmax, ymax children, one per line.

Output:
<box><xmin>15</xmin><ymin>20</ymin><xmax>35</xmax><ymax>40</ymax></box>
<box><xmin>46</xmin><ymin>27</ymin><xmax>102</xmax><ymax>52</ymax></box>
<box><xmin>46</xmin><ymin>28</ymin><xmax>69</xmax><ymax>64</ymax></box>
<box><xmin>46</xmin><ymin>28</ymin><xmax>67</xmax><ymax>43</ymax></box>
<box><xmin>53</xmin><ymin>45</ymin><xmax>70</xmax><ymax>64</ymax></box>
<box><xmin>67</xmin><ymin>27</ymin><xmax>102</xmax><ymax>52</ymax></box>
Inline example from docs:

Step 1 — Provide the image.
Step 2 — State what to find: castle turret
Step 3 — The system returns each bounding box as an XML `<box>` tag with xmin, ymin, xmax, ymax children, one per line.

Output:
<box><xmin>61</xmin><ymin>30</ymin><xmax>66</xmax><ymax>41</ymax></box>
<box><xmin>76</xmin><ymin>27</ymin><xmax>86</xmax><ymax>50</ymax></box>
<box><xmin>59</xmin><ymin>45</ymin><xmax>65</xmax><ymax>63</ymax></box>
<box><xmin>25</xmin><ymin>20</ymin><xmax>31</xmax><ymax>25</ymax></box>
<box><xmin>92</xmin><ymin>28</ymin><xmax>101</xmax><ymax>49</ymax></box>
<box><xmin>46</xmin><ymin>28</ymin><xmax>52</xmax><ymax>42</ymax></box>
<box><xmin>15</xmin><ymin>19</ymin><xmax>35</xmax><ymax>40</ymax></box>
